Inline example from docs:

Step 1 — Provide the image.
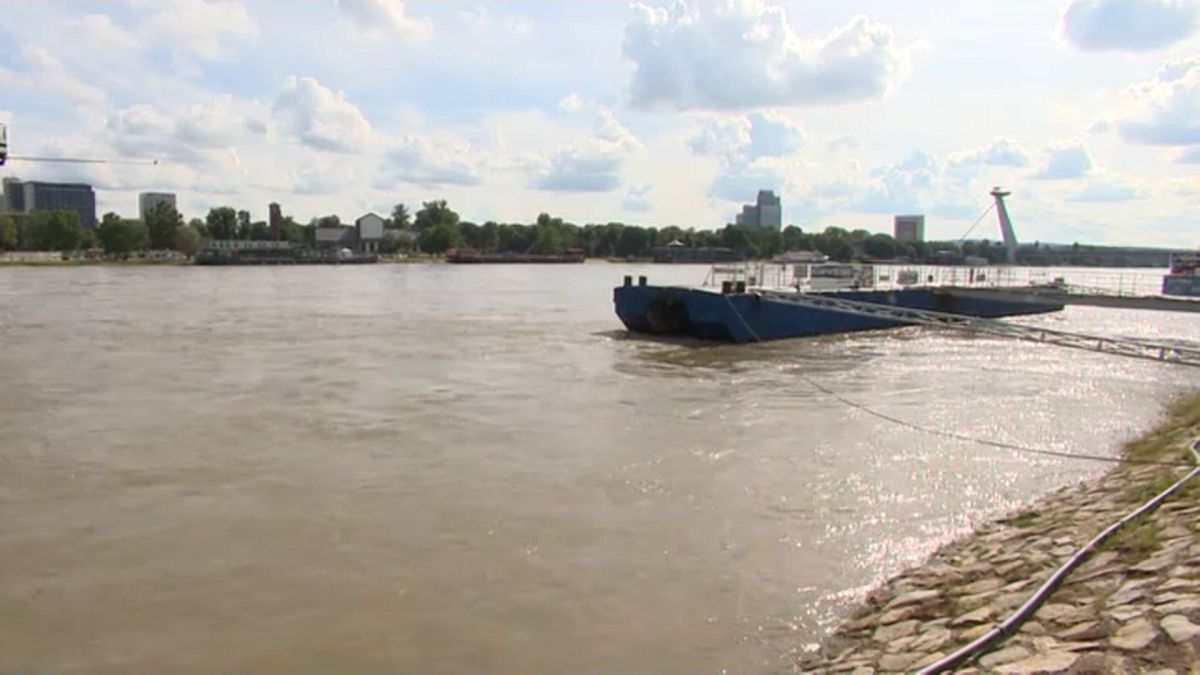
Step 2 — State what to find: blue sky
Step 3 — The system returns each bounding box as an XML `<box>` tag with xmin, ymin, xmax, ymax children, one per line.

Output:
<box><xmin>0</xmin><ymin>0</ymin><xmax>1198</xmax><ymax>246</ymax></box>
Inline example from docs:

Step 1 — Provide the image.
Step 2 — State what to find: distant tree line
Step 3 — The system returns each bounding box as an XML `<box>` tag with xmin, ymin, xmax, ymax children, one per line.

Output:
<box><xmin>4</xmin><ymin>197</ymin><xmax>1105</xmax><ymax>265</ymax></box>
<box><xmin>0</xmin><ymin>202</ymin><xmax>200</xmax><ymax>258</ymax></box>
<box><xmin>361</xmin><ymin>199</ymin><xmax>945</xmax><ymax>262</ymax></box>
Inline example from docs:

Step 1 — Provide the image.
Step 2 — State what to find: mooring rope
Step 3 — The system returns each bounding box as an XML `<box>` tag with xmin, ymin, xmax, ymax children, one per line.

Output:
<box><xmin>721</xmin><ymin>294</ymin><xmax>1192</xmax><ymax>468</ymax></box>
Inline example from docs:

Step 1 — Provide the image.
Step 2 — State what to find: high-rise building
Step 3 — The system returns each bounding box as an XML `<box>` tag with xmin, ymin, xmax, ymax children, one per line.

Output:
<box><xmin>138</xmin><ymin>192</ymin><xmax>176</xmax><ymax>221</ymax></box>
<box><xmin>893</xmin><ymin>215</ymin><xmax>925</xmax><ymax>242</ymax></box>
<box><xmin>2</xmin><ymin>177</ymin><xmax>23</xmax><ymax>212</ymax></box>
<box><xmin>17</xmin><ymin>180</ymin><xmax>97</xmax><ymax>229</ymax></box>
<box><xmin>736</xmin><ymin>204</ymin><xmax>757</xmax><ymax>228</ymax></box>
<box><xmin>734</xmin><ymin>190</ymin><xmax>782</xmax><ymax>230</ymax></box>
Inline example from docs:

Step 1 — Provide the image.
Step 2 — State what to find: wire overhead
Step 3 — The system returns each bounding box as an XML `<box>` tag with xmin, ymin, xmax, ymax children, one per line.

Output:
<box><xmin>7</xmin><ymin>156</ymin><xmax>159</xmax><ymax>166</ymax></box>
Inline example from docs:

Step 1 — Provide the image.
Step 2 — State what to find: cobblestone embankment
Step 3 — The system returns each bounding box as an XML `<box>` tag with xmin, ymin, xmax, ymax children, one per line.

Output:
<box><xmin>800</xmin><ymin>395</ymin><xmax>1200</xmax><ymax>674</ymax></box>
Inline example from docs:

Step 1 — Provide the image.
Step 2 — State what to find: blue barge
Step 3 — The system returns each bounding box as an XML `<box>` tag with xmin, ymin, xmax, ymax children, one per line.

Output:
<box><xmin>613</xmin><ymin>275</ymin><xmax>1063</xmax><ymax>343</ymax></box>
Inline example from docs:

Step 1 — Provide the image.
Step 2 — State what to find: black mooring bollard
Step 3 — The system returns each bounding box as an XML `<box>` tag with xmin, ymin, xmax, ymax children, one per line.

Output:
<box><xmin>638</xmin><ymin>275</ymin><xmax>647</xmax><ymax>287</ymax></box>
<box><xmin>735</xmin><ymin>281</ymin><xmax>746</xmax><ymax>293</ymax></box>
<box><xmin>623</xmin><ymin>275</ymin><xmax>632</xmax><ymax>287</ymax></box>
<box><xmin>721</xmin><ymin>280</ymin><xmax>732</xmax><ymax>294</ymax></box>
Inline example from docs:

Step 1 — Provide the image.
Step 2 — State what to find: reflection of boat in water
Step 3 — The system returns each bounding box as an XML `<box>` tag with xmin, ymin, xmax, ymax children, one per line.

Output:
<box><xmin>1163</xmin><ymin>252</ymin><xmax>1200</xmax><ymax>297</ymax></box>
<box><xmin>614</xmin><ymin>262</ymin><xmax>1063</xmax><ymax>344</ymax></box>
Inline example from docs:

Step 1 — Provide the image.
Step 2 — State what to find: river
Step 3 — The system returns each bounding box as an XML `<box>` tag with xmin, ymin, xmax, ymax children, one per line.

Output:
<box><xmin>0</xmin><ymin>263</ymin><xmax>1196</xmax><ymax>672</ymax></box>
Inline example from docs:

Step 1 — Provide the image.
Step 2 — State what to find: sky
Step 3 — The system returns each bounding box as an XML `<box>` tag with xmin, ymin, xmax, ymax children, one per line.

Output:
<box><xmin>0</xmin><ymin>0</ymin><xmax>1198</xmax><ymax>246</ymax></box>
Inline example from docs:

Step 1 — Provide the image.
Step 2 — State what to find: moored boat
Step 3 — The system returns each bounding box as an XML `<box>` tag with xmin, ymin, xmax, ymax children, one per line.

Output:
<box><xmin>1163</xmin><ymin>252</ymin><xmax>1200</xmax><ymax>297</ymax></box>
<box><xmin>446</xmin><ymin>247</ymin><xmax>585</xmax><ymax>264</ymax></box>
<box><xmin>613</xmin><ymin>263</ymin><xmax>1064</xmax><ymax>343</ymax></box>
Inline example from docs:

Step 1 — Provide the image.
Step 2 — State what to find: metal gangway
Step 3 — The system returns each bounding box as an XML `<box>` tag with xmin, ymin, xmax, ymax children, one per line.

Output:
<box><xmin>757</xmin><ymin>291</ymin><xmax>1200</xmax><ymax>368</ymax></box>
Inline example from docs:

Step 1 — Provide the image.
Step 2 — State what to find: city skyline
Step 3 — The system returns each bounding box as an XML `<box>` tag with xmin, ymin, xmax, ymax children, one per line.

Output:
<box><xmin>0</xmin><ymin>0</ymin><xmax>1198</xmax><ymax>246</ymax></box>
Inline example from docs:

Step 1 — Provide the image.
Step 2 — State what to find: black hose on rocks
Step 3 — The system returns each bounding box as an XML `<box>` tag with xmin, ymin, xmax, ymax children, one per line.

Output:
<box><xmin>917</xmin><ymin>438</ymin><xmax>1200</xmax><ymax>674</ymax></box>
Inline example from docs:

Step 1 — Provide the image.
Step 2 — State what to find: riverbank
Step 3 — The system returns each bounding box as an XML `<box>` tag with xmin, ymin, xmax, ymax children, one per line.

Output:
<box><xmin>0</xmin><ymin>255</ymin><xmax>438</xmax><ymax>266</ymax></box>
<box><xmin>799</xmin><ymin>393</ymin><xmax>1200</xmax><ymax>673</ymax></box>
<box><xmin>0</xmin><ymin>258</ymin><xmax>188</xmax><ymax>266</ymax></box>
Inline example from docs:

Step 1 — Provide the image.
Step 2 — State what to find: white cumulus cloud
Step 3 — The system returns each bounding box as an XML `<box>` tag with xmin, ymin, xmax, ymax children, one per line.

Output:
<box><xmin>0</xmin><ymin>45</ymin><xmax>107</xmax><ymax>107</ymax></box>
<box><xmin>1115</xmin><ymin>57</ymin><xmax>1200</xmax><ymax>145</ymax></box>
<box><xmin>336</xmin><ymin>0</ymin><xmax>432</xmax><ymax>38</ymax></box>
<box><xmin>138</xmin><ymin>0</ymin><xmax>258</xmax><ymax>61</ymax></box>
<box><xmin>377</xmin><ymin>134</ymin><xmax>486</xmax><ymax>188</ymax></box>
<box><xmin>854</xmin><ymin>151</ymin><xmax>942</xmax><ymax>213</ymax></box>
<box><xmin>1175</xmin><ymin>146</ymin><xmax>1200</xmax><ymax>162</ymax></box>
<box><xmin>624</xmin><ymin>184</ymin><xmax>654</xmax><ymax>212</ymax></box>
<box><xmin>1067</xmin><ymin>177</ymin><xmax>1146</xmax><ymax>201</ymax></box>
<box><xmin>622</xmin><ymin>1</ymin><xmax>912</xmax><ymax>110</ymax></box>
<box><xmin>530</xmin><ymin>101</ymin><xmax>641</xmax><ymax>193</ymax></box>
<box><xmin>1036</xmin><ymin>143</ymin><xmax>1094</xmax><ymax>179</ymax></box>
<box><xmin>709</xmin><ymin>157</ymin><xmax>788</xmax><ymax>203</ymax></box>
<box><xmin>103</xmin><ymin>98</ymin><xmax>267</xmax><ymax>167</ymax></box>
<box><xmin>1059</xmin><ymin>0</ymin><xmax>1198</xmax><ymax>52</ymax></box>
<box><xmin>948</xmin><ymin>138</ymin><xmax>1032</xmax><ymax>167</ymax></box>
<box><xmin>68</xmin><ymin>14</ymin><xmax>141</xmax><ymax>52</ymax></box>
<box><xmin>745</xmin><ymin>111</ymin><xmax>805</xmax><ymax>158</ymax></box>
<box><xmin>531</xmin><ymin>141</ymin><xmax>626</xmax><ymax>192</ymax></box>
<box><xmin>690</xmin><ymin>111</ymin><xmax>803</xmax><ymax>160</ymax></box>
<box><xmin>273</xmin><ymin>76</ymin><xmax>374</xmax><ymax>153</ymax></box>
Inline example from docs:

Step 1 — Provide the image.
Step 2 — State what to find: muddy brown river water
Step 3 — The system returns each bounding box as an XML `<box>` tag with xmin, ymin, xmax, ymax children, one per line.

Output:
<box><xmin>1</xmin><ymin>263</ymin><xmax>1195</xmax><ymax>672</ymax></box>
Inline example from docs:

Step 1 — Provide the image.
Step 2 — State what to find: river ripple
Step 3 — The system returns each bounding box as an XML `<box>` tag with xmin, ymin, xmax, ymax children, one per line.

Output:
<box><xmin>0</xmin><ymin>263</ymin><xmax>1196</xmax><ymax>672</ymax></box>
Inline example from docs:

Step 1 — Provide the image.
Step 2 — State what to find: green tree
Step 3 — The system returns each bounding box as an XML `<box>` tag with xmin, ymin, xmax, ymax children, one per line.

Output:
<box><xmin>390</xmin><ymin>203</ymin><xmax>410</xmax><ymax>230</ymax></box>
<box><xmin>420</xmin><ymin>221</ymin><xmax>461</xmax><ymax>253</ymax></box>
<box><xmin>616</xmin><ymin>225</ymin><xmax>650</xmax><ymax>257</ymax></box>
<box><xmin>280</xmin><ymin>216</ymin><xmax>306</xmax><ymax>245</ymax></box>
<box><xmin>0</xmin><ymin>214</ymin><xmax>16</xmax><ymax>251</ymax></box>
<box><xmin>862</xmin><ymin>233</ymin><xmax>899</xmax><ymax>260</ymax></box>
<box><xmin>43</xmin><ymin>210</ymin><xmax>83</xmax><ymax>251</ymax></box>
<box><xmin>782</xmin><ymin>225</ymin><xmax>812</xmax><ymax>251</ymax></box>
<box><xmin>97</xmin><ymin>213</ymin><xmax>148</xmax><ymax>257</ymax></box>
<box><xmin>145</xmin><ymin>202</ymin><xmax>183</xmax><ymax>250</ymax></box>
<box><xmin>314</xmin><ymin>215</ymin><xmax>341</xmax><ymax>229</ymax></box>
<box><xmin>750</xmin><ymin>227</ymin><xmax>783</xmax><ymax>258</ymax></box>
<box><xmin>415</xmin><ymin>200</ymin><xmax>459</xmax><ymax>233</ymax></box>
<box><xmin>206</xmin><ymin>207</ymin><xmax>238</xmax><ymax>239</ymax></box>
<box><xmin>22</xmin><ymin>211</ymin><xmax>51</xmax><ymax>249</ymax></box>
<box><xmin>236</xmin><ymin>209</ymin><xmax>252</xmax><ymax>239</ymax></box>
<box><xmin>532</xmin><ymin>222</ymin><xmax>563</xmax><ymax>254</ymax></box>
<box><xmin>249</xmin><ymin>221</ymin><xmax>271</xmax><ymax>241</ymax></box>
<box><xmin>79</xmin><ymin>228</ymin><xmax>97</xmax><ymax>250</ymax></box>
<box><xmin>478</xmin><ymin>221</ymin><xmax>499</xmax><ymax>252</ymax></box>
<box><xmin>720</xmin><ymin>224</ymin><xmax>752</xmax><ymax>253</ymax></box>
<box><xmin>187</xmin><ymin>217</ymin><xmax>210</xmax><ymax>239</ymax></box>
<box><xmin>814</xmin><ymin>227</ymin><xmax>854</xmax><ymax>262</ymax></box>
<box><xmin>174</xmin><ymin>225</ymin><xmax>203</xmax><ymax>257</ymax></box>
<box><xmin>379</xmin><ymin>231</ymin><xmax>401</xmax><ymax>255</ymax></box>
<box><xmin>458</xmin><ymin>221</ymin><xmax>481</xmax><ymax>248</ymax></box>
<box><xmin>657</xmin><ymin>226</ymin><xmax>685</xmax><ymax>246</ymax></box>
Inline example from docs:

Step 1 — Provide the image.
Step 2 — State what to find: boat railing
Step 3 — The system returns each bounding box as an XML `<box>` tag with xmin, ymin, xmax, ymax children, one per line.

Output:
<box><xmin>702</xmin><ymin>262</ymin><xmax>1171</xmax><ymax>296</ymax></box>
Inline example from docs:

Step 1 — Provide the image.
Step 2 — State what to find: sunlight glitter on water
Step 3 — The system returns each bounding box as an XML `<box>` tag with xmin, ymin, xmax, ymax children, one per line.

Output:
<box><xmin>0</xmin><ymin>264</ymin><xmax>1196</xmax><ymax>673</ymax></box>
